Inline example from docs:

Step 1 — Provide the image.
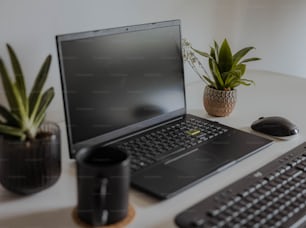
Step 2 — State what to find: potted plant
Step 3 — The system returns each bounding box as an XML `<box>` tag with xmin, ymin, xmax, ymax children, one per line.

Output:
<box><xmin>183</xmin><ymin>38</ymin><xmax>260</xmax><ymax>117</ymax></box>
<box><xmin>0</xmin><ymin>44</ymin><xmax>61</xmax><ymax>195</ymax></box>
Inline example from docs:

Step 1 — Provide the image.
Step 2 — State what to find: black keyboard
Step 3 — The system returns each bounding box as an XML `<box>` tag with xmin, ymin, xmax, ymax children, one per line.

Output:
<box><xmin>175</xmin><ymin>142</ymin><xmax>306</xmax><ymax>228</ymax></box>
<box><xmin>117</xmin><ymin>117</ymin><xmax>228</xmax><ymax>173</ymax></box>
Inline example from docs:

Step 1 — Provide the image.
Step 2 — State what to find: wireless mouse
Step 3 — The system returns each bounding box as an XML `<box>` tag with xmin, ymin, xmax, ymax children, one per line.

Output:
<box><xmin>251</xmin><ymin>116</ymin><xmax>299</xmax><ymax>140</ymax></box>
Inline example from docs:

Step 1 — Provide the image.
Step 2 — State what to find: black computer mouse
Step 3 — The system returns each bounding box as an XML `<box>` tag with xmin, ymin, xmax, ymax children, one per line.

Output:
<box><xmin>251</xmin><ymin>116</ymin><xmax>299</xmax><ymax>139</ymax></box>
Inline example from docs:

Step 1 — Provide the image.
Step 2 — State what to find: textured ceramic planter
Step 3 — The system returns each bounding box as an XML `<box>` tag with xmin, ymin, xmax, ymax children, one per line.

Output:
<box><xmin>0</xmin><ymin>122</ymin><xmax>61</xmax><ymax>195</ymax></box>
<box><xmin>203</xmin><ymin>86</ymin><xmax>237</xmax><ymax>117</ymax></box>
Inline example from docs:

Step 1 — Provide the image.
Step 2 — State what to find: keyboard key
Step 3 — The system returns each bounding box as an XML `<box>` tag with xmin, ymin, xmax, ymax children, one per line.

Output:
<box><xmin>191</xmin><ymin>218</ymin><xmax>205</xmax><ymax>227</ymax></box>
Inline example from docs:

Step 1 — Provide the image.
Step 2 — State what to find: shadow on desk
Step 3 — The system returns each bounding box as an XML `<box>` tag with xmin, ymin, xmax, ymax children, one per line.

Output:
<box><xmin>0</xmin><ymin>207</ymin><xmax>77</xmax><ymax>227</ymax></box>
<box><xmin>0</xmin><ymin>188</ymin><xmax>25</xmax><ymax>203</ymax></box>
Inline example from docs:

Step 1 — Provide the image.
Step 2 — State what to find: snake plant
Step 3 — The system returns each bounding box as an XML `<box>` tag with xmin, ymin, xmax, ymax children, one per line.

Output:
<box><xmin>183</xmin><ymin>38</ymin><xmax>260</xmax><ymax>91</ymax></box>
<box><xmin>0</xmin><ymin>44</ymin><xmax>54</xmax><ymax>141</ymax></box>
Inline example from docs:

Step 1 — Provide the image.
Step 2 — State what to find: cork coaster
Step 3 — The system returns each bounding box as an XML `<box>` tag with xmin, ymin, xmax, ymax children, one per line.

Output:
<box><xmin>72</xmin><ymin>204</ymin><xmax>135</xmax><ymax>228</ymax></box>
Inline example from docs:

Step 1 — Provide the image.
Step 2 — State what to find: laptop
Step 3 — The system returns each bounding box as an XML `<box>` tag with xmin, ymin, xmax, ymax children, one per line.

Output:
<box><xmin>56</xmin><ymin>20</ymin><xmax>272</xmax><ymax>199</ymax></box>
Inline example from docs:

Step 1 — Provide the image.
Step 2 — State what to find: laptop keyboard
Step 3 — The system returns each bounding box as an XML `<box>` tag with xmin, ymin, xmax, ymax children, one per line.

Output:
<box><xmin>117</xmin><ymin>117</ymin><xmax>228</xmax><ymax>173</ymax></box>
<box><xmin>175</xmin><ymin>142</ymin><xmax>306</xmax><ymax>228</ymax></box>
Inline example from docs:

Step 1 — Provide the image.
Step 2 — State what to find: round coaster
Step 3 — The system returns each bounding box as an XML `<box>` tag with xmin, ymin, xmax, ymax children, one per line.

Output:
<box><xmin>72</xmin><ymin>204</ymin><xmax>135</xmax><ymax>228</ymax></box>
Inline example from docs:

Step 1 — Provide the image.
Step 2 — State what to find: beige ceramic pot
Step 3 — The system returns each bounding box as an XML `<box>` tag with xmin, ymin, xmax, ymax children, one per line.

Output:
<box><xmin>203</xmin><ymin>86</ymin><xmax>237</xmax><ymax>117</ymax></box>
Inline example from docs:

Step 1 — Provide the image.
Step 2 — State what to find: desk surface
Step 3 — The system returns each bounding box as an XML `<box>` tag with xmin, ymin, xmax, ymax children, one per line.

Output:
<box><xmin>0</xmin><ymin>70</ymin><xmax>305</xmax><ymax>227</ymax></box>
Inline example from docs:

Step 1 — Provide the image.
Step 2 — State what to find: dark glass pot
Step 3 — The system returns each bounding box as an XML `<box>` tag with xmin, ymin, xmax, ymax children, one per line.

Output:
<box><xmin>0</xmin><ymin>122</ymin><xmax>61</xmax><ymax>195</ymax></box>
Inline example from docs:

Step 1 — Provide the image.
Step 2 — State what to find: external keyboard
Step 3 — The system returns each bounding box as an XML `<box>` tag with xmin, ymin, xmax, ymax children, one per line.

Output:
<box><xmin>117</xmin><ymin>117</ymin><xmax>228</xmax><ymax>173</ymax></box>
<box><xmin>175</xmin><ymin>142</ymin><xmax>306</xmax><ymax>228</ymax></box>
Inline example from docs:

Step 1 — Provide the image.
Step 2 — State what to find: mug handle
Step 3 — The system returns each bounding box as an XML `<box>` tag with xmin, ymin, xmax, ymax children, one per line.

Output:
<box><xmin>93</xmin><ymin>177</ymin><xmax>109</xmax><ymax>225</ymax></box>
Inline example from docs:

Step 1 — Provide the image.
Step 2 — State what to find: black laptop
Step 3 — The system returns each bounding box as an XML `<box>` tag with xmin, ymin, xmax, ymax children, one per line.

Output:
<box><xmin>56</xmin><ymin>20</ymin><xmax>272</xmax><ymax>199</ymax></box>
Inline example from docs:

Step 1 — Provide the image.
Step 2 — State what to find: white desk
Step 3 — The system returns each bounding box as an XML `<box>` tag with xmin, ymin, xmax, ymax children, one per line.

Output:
<box><xmin>0</xmin><ymin>70</ymin><xmax>305</xmax><ymax>227</ymax></box>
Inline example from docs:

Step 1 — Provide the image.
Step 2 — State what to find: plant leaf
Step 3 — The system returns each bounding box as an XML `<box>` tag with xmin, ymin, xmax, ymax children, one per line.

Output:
<box><xmin>33</xmin><ymin>113</ymin><xmax>46</xmax><ymax>133</ymax></box>
<box><xmin>0</xmin><ymin>58</ymin><xmax>26</xmax><ymax>121</ymax></box>
<box><xmin>191</xmin><ymin>47</ymin><xmax>210</xmax><ymax>58</ymax></box>
<box><xmin>218</xmin><ymin>39</ymin><xmax>233</xmax><ymax>73</ymax></box>
<box><xmin>29</xmin><ymin>93</ymin><xmax>42</xmax><ymax>125</ymax></box>
<box><xmin>32</xmin><ymin>87</ymin><xmax>54</xmax><ymax>128</ymax></box>
<box><xmin>0</xmin><ymin>123</ymin><xmax>25</xmax><ymax>140</ymax></box>
<box><xmin>6</xmin><ymin>44</ymin><xmax>27</xmax><ymax>113</ymax></box>
<box><xmin>209</xmin><ymin>48</ymin><xmax>215</xmax><ymax>73</ymax></box>
<box><xmin>232</xmin><ymin>64</ymin><xmax>246</xmax><ymax>77</ymax></box>
<box><xmin>241</xmin><ymin>78</ymin><xmax>255</xmax><ymax>85</ymax></box>
<box><xmin>29</xmin><ymin>55</ymin><xmax>52</xmax><ymax>116</ymax></box>
<box><xmin>211</xmin><ymin>61</ymin><xmax>224</xmax><ymax>89</ymax></box>
<box><xmin>232</xmin><ymin>47</ymin><xmax>255</xmax><ymax>65</ymax></box>
<box><xmin>203</xmin><ymin>75</ymin><xmax>216</xmax><ymax>88</ymax></box>
<box><xmin>240</xmin><ymin>57</ymin><xmax>261</xmax><ymax>64</ymax></box>
<box><xmin>0</xmin><ymin>58</ymin><xmax>16</xmax><ymax>111</ymax></box>
<box><xmin>213</xmin><ymin>40</ymin><xmax>219</xmax><ymax>62</ymax></box>
<box><xmin>235</xmin><ymin>79</ymin><xmax>254</xmax><ymax>87</ymax></box>
<box><xmin>224</xmin><ymin>74</ymin><xmax>238</xmax><ymax>88</ymax></box>
<box><xmin>0</xmin><ymin>105</ymin><xmax>20</xmax><ymax>126</ymax></box>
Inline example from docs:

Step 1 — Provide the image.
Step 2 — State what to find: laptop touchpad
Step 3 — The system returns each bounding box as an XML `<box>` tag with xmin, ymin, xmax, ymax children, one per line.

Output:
<box><xmin>132</xmin><ymin>147</ymin><xmax>233</xmax><ymax>199</ymax></box>
<box><xmin>166</xmin><ymin>148</ymin><xmax>231</xmax><ymax>177</ymax></box>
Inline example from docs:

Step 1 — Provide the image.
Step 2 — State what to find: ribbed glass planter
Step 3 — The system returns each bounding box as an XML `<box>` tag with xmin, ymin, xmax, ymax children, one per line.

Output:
<box><xmin>203</xmin><ymin>86</ymin><xmax>237</xmax><ymax>117</ymax></box>
<box><xmin>0</xmin><ymin>122</ymin><xmax>61</xmax><ymax>195</ymax></box>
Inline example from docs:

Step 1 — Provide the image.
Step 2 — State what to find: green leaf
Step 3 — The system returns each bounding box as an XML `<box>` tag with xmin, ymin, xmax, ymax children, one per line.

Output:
<box><xmin>0</xmin><ymin>105</ymin><xmax>20</xmax><ymax>126</ymax></box>
<box><xmin>241</xmin><ymin>78</ymin><xmax>255</xmax><ymax>85</ymax></box>
<box><xmin>7</xmin><ymin>44</ymin><xmax>27</xmax><ymax>113</ymax></box>
<box><xmin>0</xmin><ymin>58</ymin><xmax>16</xmax><ymax>110</ymax></box>
<box><xmin>210</xmin><ymin>47</ymin><xmax>217</xmax><ymax>61</ymax></box>
<box><xmin>240</xmin><ymin>57</ymin><xmax>261</xmax><ymax>64</ymax></box>
<box><xmin>33</xmin><ymin>113</ymin><xmax>46</xmax><ymax>132</ymax></box>
<box><xmin>0</xmin><ymin>123</ymin><xmax>25</xmax><ymax>140</ymax></box>
<box><xmin>209</xmin><ymin>48</ymin><xmax>215</xmax><ymax>72</ymax></box>
<box><xmin>232</xmin><ymin>64</ymin><xmax>246</xmax><ymax>77</ymax></box>
<box><xmin>32</xmin><ymin>87</ymin><xmax>54</xmax><ymax>127</ymax></box>
<box><xmin>0</xmin><ymin>58</ymin><xmax>26</xmax><ymax>121</ymax></box>
<box><xmin>224</xmin><ymin>73</ymin><xmax>238</xmax><ymax>88</ymax></box>
<box><xmin>213</xmin><ymin>40</ymin><xmax>219</xmax><ymax>62</ymax></box>
<box><xmin>29</xmin><ymin>93</ymin><xmax>42</xmax><ymax>125</ymax></box>
<box><xmin>218</xmin><ymin>39</ymin><xmax>233</xmax><ymax>73</ymax></box>
<box><xmin>29</xmin><ymin>55</ymin><xmax>52</xmax><ymax>116</ymax></box>
<box><xmin>211</xmin><ymin>61</ymin><xmax>224</xmax><ymax>89</ymax></box>
<box><xmin>203</xmin><ymin>75</ymin><xmax>216</xmax><ymax>88</ymax></box>
<box><xmin>235</xmin><ymin>79</ymin><xmax>254</xmax><ymax>87</ymax></box>
<box><xmin>191</xmin><ymin>47</ymin><xmax>210</xmax><ymax>58</ymax></box>
<box><xmin>232</xmin><ymin>47</ymin><xmax>255</xmax><ymax>65</ymax></box>
<box><xmin>230</xmin><ymin>81</ymin><xmax>241</xmax><ymax>88</ymax></box>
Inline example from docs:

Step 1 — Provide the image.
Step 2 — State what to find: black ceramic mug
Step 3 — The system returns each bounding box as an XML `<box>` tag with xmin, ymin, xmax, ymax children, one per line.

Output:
<box><xmin>76</xmin><ymin>146</ymin><xmax>130</xmax><ymax>226</ymax></box>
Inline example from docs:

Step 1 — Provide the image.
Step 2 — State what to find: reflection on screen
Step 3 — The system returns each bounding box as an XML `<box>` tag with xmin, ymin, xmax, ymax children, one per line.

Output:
<box><xmin>60</xmin><ymin>24</ymin><xmax>185</xmax><ymax>144</ymax></box>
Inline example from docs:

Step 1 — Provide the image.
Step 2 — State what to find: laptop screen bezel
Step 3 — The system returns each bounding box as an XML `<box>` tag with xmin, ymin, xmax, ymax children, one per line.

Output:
<box><xmin>56</xmin><ymin>20</ymin><xmax>186</xmax><ymax>158</ymax></box>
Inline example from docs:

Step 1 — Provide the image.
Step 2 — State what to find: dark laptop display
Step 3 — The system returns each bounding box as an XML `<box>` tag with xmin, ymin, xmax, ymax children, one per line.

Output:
<box><xmin>57</xmin><ymin>20</ymin><xmax>185</xmax><ymax>155</ymax></box>
<box><xmin>56</xmin><ymin>20</ymin><xmax>272</xmax><ymax>199</ymax></box>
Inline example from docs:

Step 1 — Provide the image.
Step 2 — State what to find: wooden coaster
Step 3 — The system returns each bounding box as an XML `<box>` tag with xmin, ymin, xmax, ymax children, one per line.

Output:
<box><xmin>72</xmin><ymin>204</ymin><xmax>135</xmax><ymax>228</ymax></box>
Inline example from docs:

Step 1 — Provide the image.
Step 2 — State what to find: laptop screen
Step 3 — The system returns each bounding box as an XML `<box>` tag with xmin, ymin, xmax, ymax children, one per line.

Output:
<box><xmin>56</xmin><ymin>20</ymin><xmax>185</xmax><ymax>156</ymax></box>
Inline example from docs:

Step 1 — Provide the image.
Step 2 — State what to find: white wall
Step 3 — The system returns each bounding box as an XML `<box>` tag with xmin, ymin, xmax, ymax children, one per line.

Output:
<box><xmin>1</xmin><ymin>0</ymin><xmax>306</xmax><ymax>122</ymax></box>
<box><xmin>234</xmin><ymin>0</ymin><xmax>306</xmax><ymax>78</ymax></box>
